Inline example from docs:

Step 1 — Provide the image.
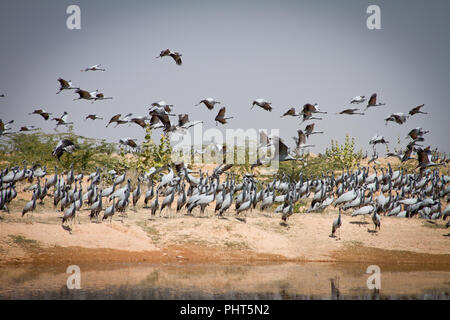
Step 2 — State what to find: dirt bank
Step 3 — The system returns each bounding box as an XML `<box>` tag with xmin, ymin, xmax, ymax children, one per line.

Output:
<box><xmin>1</xmin><ymin>207</ymin><xmax>449</xmax><ymax>266</ymax></box>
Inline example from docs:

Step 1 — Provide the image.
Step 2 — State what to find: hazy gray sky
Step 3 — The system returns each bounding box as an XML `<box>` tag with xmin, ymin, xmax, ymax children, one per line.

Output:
<box><xmin>0</xmin><ymin>0</ymin><xmax>449</xmax><ymax>155</ymax></box>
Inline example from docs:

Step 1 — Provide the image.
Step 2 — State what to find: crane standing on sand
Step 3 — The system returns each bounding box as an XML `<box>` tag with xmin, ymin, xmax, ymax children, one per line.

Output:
<box><xmin>331</xmin><ymin>208</ymin><xmax>342</xmax><ymax>240</ymax></box>
<box><xmin>371</xmin><ymin>209</ymin><xmax>381</xmax><ymax>232</ymax></box>
<box><xmin>22</xmin><ymin>191</ymin><xmax>37</xmax><ymax>223</ymax></box>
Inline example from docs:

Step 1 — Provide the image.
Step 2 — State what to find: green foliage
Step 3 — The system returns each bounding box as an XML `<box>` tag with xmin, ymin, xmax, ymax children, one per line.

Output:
<box><xmin>279</xmin><ymin>134</ymin><xmax>363</xmax><ymax>180</ymax></box>
<box><xmin>324</xmin><ymin>134</ymin><xmax>363</xmax><ymax>170</ymax></box>
<box><xmin>128</xmin><ymin>124</ymin><xmax>173</xmax><ymax>172</ymax></box>
<box><xmin>0</xmin><ymin>124</ymin><xmax>175</xmax><ymax>177</ymax></box>
<box><xmin>279</xmin><ymin>153</ymin><xmax>329</xmax><ymax>180</ymax></box>
<box><xmin>394</xmin><ymin>136</ymin><xmax>402</xmax><ymax>153</ymax></box>
<box><xmin>293</xmin><ymin>199</ymin><xmax>309</xmax><ymax>212</ymax></box>
<box><xmin>1</xmin><ymin>128</ymin><xmax>373</xmax><ymax>182</ymax></box>
<box><xmin>0</xmin><ymin>127</ymin><xmax>118</xmax><ymax>173</ymax></box>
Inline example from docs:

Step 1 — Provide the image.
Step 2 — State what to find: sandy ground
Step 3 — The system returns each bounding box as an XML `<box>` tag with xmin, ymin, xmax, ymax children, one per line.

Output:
<box><xmin>1</xmin><ymin>202</ymin><xmax>449</xmax><ymax>266</ymax></box>
<box><xmin>1</xmin><ymin>158</ymin><xmax>449</xmax><ymax>266</ymax></box>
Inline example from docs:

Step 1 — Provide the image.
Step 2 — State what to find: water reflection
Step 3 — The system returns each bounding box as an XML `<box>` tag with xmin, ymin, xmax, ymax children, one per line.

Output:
<box><xmin>0</xmin><ymin>263</ymin><xmax>448</xmax><ymax>300</ymax></box>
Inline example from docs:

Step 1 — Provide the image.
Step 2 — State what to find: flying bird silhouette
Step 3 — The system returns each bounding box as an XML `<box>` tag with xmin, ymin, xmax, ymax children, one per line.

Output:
<box><xmin>364</xmin><ymin>93</ymin><xmax>386</xmax><ymax>111</ymax></box>
<box><xmin>408</xmin><ymin>104</ymin><xmax>427</xmax><ymax>116</ymax></box>
<box><xmin>214</xmin><ymin>107</ymin><xmax>233</xmax><ymax>125</ymax></box>
<box><xmin>57</xmin><ymin>78</ymin><xmax>79</xmax><ymax>94</ymax></box>
<box><xmin>195</xmin><ymin>98</ymin><xmax>221</xmax><ymax>110</ymax></box>
<box><xmin>29</xmin><ymin>109</ymin><xmax>52</xmax><ymax>120</ymax></box>
<box><xmin>52</xmin><ymin>139</ymin><xmax>77</xmax><ymax>160</ymax></box>
<box><xmin>156</xmin><ymin>49</ymin><xmax>182</xmax><ymax>65</ymax></box>
<box><xmin>85</xmin><ymin>114</ymin><xmax>104</xmax><ymax>121</ymax></box>
<box><xmin>252</xmin><ymin>99</ymin><xmax>272</xmax><ymax>112</ymax></box>
<box><xmin>81</xmin><ymin>64</ymin><xmax>106</xmax><ymax>72</ymax></box>
<box><xmin>337</xmin><ymin>108</ymin><xmax>364</xmax><ymax>115</ymax></box>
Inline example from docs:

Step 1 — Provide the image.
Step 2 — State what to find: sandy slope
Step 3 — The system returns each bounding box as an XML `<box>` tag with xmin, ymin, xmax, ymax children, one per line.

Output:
<box><xmin>1</xmin><ymin>205</ymin><xmax>449</xmax><ymax>265</ymax></box>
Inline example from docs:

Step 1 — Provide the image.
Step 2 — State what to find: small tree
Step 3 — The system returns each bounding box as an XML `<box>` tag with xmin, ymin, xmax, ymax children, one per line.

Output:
<box><xmin>325</xmin><ymin>134</ymin><xmax>363</xmax><ymax>170</ymax></box>
<box><xmin>133</xmin><ymin>124</ymin><xmax>173</xmax><ymax>172</ymax></box>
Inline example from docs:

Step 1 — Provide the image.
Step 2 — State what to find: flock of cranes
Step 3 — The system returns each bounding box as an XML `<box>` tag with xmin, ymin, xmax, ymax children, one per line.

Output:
<box><xmin>1</xmin><ymin>158</ymin><xmax>449</xmax><ymax>236</ymax></box>
<box><xmin>1</xmin><ymin>48</ymin><xmax>449</xmax><ymax>238</ymax></box>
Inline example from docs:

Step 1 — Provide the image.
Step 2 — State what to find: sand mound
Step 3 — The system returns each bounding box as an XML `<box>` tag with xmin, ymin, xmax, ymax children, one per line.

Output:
<box><xmin>1</xmin><ymin>207</ymin><xmax>449</xmax><ymax>265</ymax></box>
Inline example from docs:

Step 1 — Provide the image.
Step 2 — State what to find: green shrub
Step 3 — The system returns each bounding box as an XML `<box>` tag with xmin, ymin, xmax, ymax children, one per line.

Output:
<box><xmin>0</xmin><ymin>127</ymin><xmax>118</xmax><ymax>173</ymax></box>
<box><xmin>128</xmin><ymin>124</ymin><xmax>173</xmax><ymax>172</ymax></box>
<box><xmin>0</xmin><ymin>124</ymin><xmax>177</xmax><ymax>176</ymax></box>
<box><xmin>279</xmin><ymin>134</ymin><xmax>363</xmax><ymax>180</ymax></box>
<box><xmin>324</xmin><ymin>134</ymin><xmax>363</xmax><ymax>170</ymax></box>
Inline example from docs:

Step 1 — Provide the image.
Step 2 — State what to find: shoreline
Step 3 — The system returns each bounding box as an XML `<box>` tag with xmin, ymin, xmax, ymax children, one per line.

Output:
<box><xmin>1</xmin><ymin>210</ymin><xmax>449</xmax><ymax>267</ymax></box>
<box><xmin>1</xmin><ymin>244</ymin><xmax>450</xmax><ymax>268</ymax></box>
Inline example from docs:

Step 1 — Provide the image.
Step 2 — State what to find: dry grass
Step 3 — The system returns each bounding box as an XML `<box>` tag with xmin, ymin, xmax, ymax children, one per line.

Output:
<box><xmin>7</xmin><ymin>235</ymin><xmax>41</xmax><ymax>251</ymax></box>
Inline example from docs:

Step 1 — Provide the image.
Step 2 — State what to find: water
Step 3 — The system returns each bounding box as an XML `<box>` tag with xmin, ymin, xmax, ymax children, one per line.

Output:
<box><xmin>0</xmin><ymin>262</ymin><xmax>449</xmax><ymax>300</ymax></box>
